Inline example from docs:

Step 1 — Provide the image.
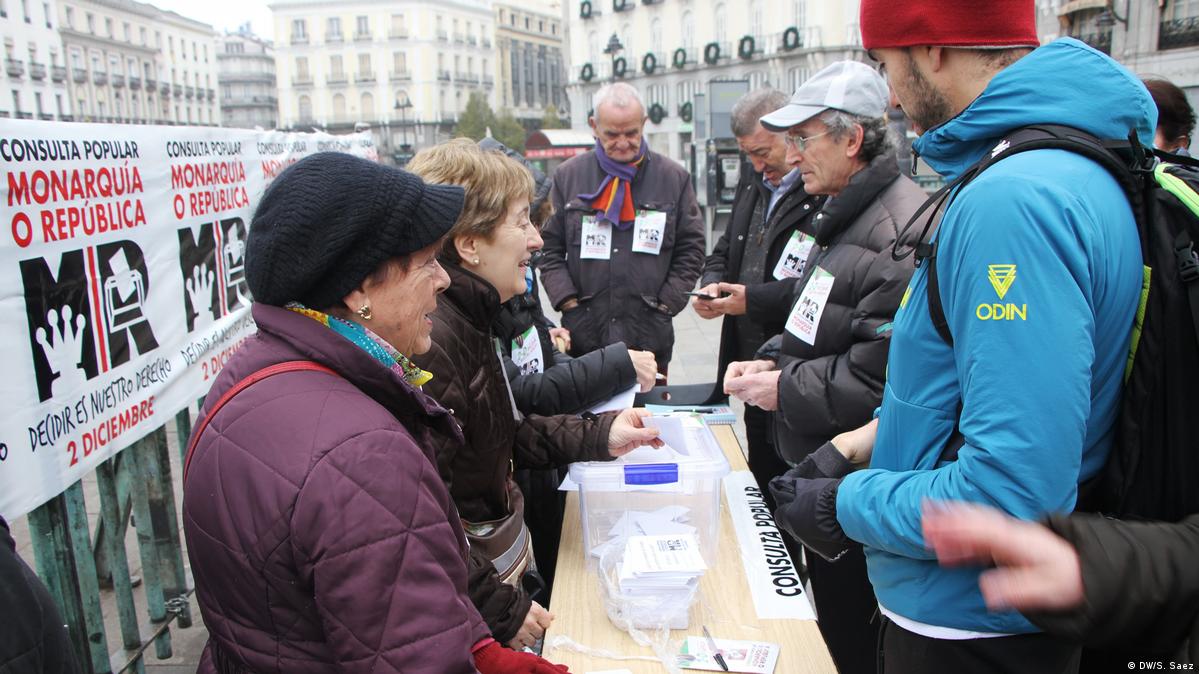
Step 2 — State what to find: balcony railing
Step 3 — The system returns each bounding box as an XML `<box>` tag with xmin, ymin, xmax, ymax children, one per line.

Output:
<box><xmin>327</xmin><ymin>72</ymin><xmax>347</xmax><ymax>84</ymax></box>
<box><xmin>6</xmin><ymin>59</ymin><xmax>25</xmax><ymax>78</ymax></box>
<box><xmin>390</xmin><ymin>69</ymin><xmax>411</xmax><ymax>81</ymax></box>
<box><xmin>93</xmin><ymin>70</ymin><xmax>107</xmax><ymax>85</ymax></box>
<box><xmin>159</xmin><ymin>81</ymin><xmax>170</xmax><ymax>95</ymax></box>
<box><xmin>112</xmin><ymin>73</ymin><xmax>125</xmax><ymax>87</ymax></box>
<box><xmin>52</xmin><ymin>65</ymin><xmax>66</xmax><ymax>82</ymax></box>
<box><xmin>1159</xmin><ymin>16</ymin><xmax>1199</xmax><ymax>50</ymax></box>
<box><xmin>437</xmin><ymin>30</ymin><xmax>448</xmax><ymax>41</ymax></box>
<box><xmin>467</xmin><ymin>35</ymin><xmax>477</xmax><ymax>46</ymax></box>
<box><xmin>483</xmin><ymin>74</ymin><xmax>494</xmax><ymax>86</ymax></box>
<box><xmin>354</xmin><ymin>31</ymin><xmax>372</xmax><ymax>41</ymax></box>
<box><xmin>482</xmin><ymin>38</ymin><xmax>491</xmax><ymax>48</ymax></box>
<box><xmin>354</xmin><ymin>71</ymin><xmax>376</xmax><ymax>82</ymax></box>
<box><xmin>389</xmin><ymin>29</ymin><xmax>409</xmax><ymax>39</ymax></box>
<box><xmin>1073</xmin><ymin>29</ymin><xmax>1112</xmax><ymax>55</ymax></box>
<box><xmin>129</xmin><ymin>75</ymin><xmax>141</xmax><ymax>89</ymax></box>
<box><xmin>207</xmin><ymin>88</ymin><xmax>215</xmax><ymax>100</ymax></box>
<box><xmin>145</xmin><ymin>77</ymin><xmax>157</xmax><ymax>91</ymax></box>
<box><xmin>29</xmin><ymin>62</ymin><xmax>46</xmax><ymax>80</ymax></box>
<box><xmin>73</xmin><ymin>67</ymin><xmax>87</xmax><ymax>82</ymax></box>
<box><xmin>291</xmin><ymin>75</ymin><xmax>313</xmax><ymax>87</ymax></box>
<box><xmin>184</xmin><ymin>85</ymin><xmax>195</xmax><ymax>98</ymax></box>
<box><xmin>291</xmin><ymin>34</ymin><xmax>309</xmax><ymax>44</ymax></box>
<box><xmin>326</xmin><ymin>32</ymin><xmax>343</xmax><ymax>42</ymax></box>
<box><xmin>438</xmin><ymin>69</ymin><xmax>451</xmax><ymax>81</ymax></box>
<box><xmin>453</xmin><ymin>32</ymin><xmax>464</xmax><ymax>43</ymax></box>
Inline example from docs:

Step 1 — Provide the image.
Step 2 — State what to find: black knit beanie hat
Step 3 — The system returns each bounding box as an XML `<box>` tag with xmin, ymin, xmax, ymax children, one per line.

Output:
<box><xmin>246</xmin><ymin>152</ymin><xmax>465</xmax><ymax>309</ymax></box>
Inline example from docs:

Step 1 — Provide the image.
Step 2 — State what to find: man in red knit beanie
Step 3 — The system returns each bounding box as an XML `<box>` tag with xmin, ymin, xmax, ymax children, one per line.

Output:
<box><xmin>769</xmin><ymin>1</ymin><xmax>1158</xmax><ymax>673</ymax></box>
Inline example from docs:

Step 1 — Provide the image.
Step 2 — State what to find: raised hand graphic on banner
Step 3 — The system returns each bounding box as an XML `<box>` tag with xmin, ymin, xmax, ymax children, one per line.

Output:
<box><xmin>34</xmin><ymin>306</ymin><xmax>88</xmax><ymax>399</ymax></box>
<box><xmin>185</xmin><ymin>263</ymin><xmax>216</xmax><ymax>325</ymax></box>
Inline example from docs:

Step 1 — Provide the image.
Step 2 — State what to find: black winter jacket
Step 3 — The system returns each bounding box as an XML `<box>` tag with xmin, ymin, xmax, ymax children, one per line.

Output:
<box><xmin>701</xmin><ymin>167</ymin><xmax>824</xmax><ymax>394</ymax></box>
<box><xmin>1028</xmin><ymin>513</ymin><xmax>1199</xmax><ymax>664</ymax></box>
<box><xmin>495</xmin><ymin>273</ymin><xmax>637</xmax><ymax>416</ymax></box>
<box><xmin>749</xmin><ymin>156</ymin><xmax>925</xmax><ymax>465</ymax></box>
<box><xmin>0</xmin><ymin>517</ymin><xmax>80</xmax><ymax>674</ymax></box>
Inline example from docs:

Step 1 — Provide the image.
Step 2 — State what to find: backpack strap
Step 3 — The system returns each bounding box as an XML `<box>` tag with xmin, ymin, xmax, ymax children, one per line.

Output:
<box><xmin>1156</xmin><ymin>162</ymin><xmax>1199</xmax><ymax>352</ymax></box>
<box><xmin>182</xmin><ymin>360</ymin><xmax>339</xmax><ymax>481</ymax></box>
<box><xmin>918</xmin><ymin>124</ymin><xmax>1148</xmax><ymax>346</ymax></box>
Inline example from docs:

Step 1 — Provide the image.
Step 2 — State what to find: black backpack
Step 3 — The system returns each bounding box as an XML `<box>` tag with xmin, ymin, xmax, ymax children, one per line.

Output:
<box><xmin>898</xmin><ymin>124</ymin><xmax>1199</xmax><ymax>522</ymax></box>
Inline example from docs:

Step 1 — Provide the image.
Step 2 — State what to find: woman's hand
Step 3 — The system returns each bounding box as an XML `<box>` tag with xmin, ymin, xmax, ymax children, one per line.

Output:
<box><xmin>505</xmin><ymin>601</ymin><xmax>553</xmax><ymax>650</ymax></box>
<box><xmin>628</xmin><ymin>350</ymin><xmax>658</xmax><ymax>393</ymax></box>
<box><xmin>831</xmin><ymin>418</ymin><xmax>878</xmax><ymax>465</ymax></box>
<box><xmin>607</xmin><ymin>408</ymin><xmax>664</xmax><ymax>457</ymax></box>
<box><xmin>922</xmin><ymin>501</ymin><xmax>1084</xmax><ymax>613</ymax></box>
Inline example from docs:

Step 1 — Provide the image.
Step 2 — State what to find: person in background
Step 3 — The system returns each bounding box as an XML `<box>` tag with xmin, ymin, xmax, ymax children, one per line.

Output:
<box><xmin>923</xmin><ymin>501</ymin><xmax>1199</xmax><ymax>665</ymax></box>
<box><xmin>692</xmin><ymin>87</ymin><xmax>824</xmax><ymax>515</ymax></box>
<box><xmin>721</xmin><ymin>62</ymin><xmax>925</xmax><ymax>674</ymax></box>
<box><xmin>0</xmin><ymin>516</ymin><xmax>81</xmax><ymax>674</ymax></box>
<box><xmin>407</xmin><ymin>140</ymin><xmax>661</xmax><ymax>651</ymax></box>
<box><xmin>539</xmin><ymin>82</ymin><xmax>706</xmax><ymax>380</ymax></box>
<box><xmin>183</xmin><ymin>152</ymin><xmax>570</xmax><ymax>673</ymax></box>
<box><xmin>1144</xmin><ymin>77</ymin><xmax>1195</xmax><ymax>155</ymax></box>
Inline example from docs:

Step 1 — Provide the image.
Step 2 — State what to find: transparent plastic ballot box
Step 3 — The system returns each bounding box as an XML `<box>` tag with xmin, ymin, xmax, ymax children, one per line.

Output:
<box><xmin>568</xmin><ymin>414</ymin><xmax>731</xmax><ymax>569</ymax></box>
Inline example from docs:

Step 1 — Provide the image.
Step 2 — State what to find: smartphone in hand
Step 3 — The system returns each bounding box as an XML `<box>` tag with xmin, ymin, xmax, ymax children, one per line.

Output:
<box><xmin>687</xmin><ymin>291</ymin><xmax>720</xmax><ymax>300</ymax></box>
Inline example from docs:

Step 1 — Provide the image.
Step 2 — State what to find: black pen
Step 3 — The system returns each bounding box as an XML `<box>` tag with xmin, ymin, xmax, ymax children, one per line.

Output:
<box><xmin>702</xmin><ymin>625</ymin><xmax>729</xmax><ymax>672</ymax></box>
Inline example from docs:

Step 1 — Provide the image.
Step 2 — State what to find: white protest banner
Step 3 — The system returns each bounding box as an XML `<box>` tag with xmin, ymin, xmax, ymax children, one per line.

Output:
<box><xmin>0</xmin><ymin>119</ymin><xmax>376</xmax><ymax>519</ymax></box>
<box><xmin>723</xmin><ymin>470</ymin><xmax>817</xmax><ymax>620</ymax></box>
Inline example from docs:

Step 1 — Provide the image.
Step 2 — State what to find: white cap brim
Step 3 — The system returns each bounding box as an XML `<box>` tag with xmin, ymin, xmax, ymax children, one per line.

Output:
<box><xmin>759</xmin><ymin>103</ymin><xmax>829</xmax><ymax>132</ymax></box>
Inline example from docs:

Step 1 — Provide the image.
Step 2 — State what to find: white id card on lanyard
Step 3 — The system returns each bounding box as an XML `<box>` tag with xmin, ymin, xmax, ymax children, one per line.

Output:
<box><xmin>510</xmin><ymin>325</ymin><xmax>544</xmax><ymax>375</ymax></box>
<box><xmin>772</xmin><ymin>231</ymin><xmax>817</xmax><ymax>280</ymax></box>
<box><xmin>580</xmin><ymin>215</ymin><xmax>613</xmax><ymax>260</ymax></box>
<box><xmin>631</xmin><ymin>210</ymin><xmax>667</xmax><ymax>255</ymax></box>
<box><xmin>785</xmin><ymin>266</ymin><xmax>835</xmax><ymax>345</ymax></box>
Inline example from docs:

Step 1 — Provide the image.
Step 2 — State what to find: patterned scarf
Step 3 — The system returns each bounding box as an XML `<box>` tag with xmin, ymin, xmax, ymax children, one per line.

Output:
<box><xmin>286</xmin><ymin>303</ymin><xmax>433</xmax><ymax>387</ymax></box>
<box><xmin>577</xmin><ymin>139</ymin><xmax>647</xmax><ymax>229</ymax></box>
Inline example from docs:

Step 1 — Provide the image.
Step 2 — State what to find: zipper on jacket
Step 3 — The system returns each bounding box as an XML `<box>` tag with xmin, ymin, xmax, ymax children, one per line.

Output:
<box><xmin>910</xmin><ymin>147</ymin><xmax>920</xmax><ymax>177</ymax></box>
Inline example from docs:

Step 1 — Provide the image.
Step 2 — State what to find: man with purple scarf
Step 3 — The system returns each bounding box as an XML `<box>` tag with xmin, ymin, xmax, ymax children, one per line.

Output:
<box><xmin>540</xmin><ymin>83</ymin><xmax>705</xmax><ymax>376</ymax></box>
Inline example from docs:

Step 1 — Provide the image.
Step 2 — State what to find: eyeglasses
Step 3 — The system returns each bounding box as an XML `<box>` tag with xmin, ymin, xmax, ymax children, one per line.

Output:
<box><xmin>783</xmin><ymin>130</ymin><xmax>831</xmax><ymax>152</ymax></box>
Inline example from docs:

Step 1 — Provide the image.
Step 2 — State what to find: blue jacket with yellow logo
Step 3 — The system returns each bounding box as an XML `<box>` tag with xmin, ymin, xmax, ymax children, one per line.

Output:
<box><xmin>835</xmin><ymin>38</ymin><xmax>1152</xmax><ymax>634</ymax></box>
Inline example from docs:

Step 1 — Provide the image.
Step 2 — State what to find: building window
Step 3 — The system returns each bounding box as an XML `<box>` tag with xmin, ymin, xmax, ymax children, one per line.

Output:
<box><xmin>358</xmin><ymin>52</ymin><xmax>371</xmax><ymax>75</ymax></box>
<box><xmin>20</xmin><ymin>0</ymin><xmax>28</xmax><ymax>23</ymax></box>
<box><xmin>681</xmin><ymin>11</ymin><xmax>694</xmax><ymax>50</ymax></box>
<box><xmin>292</xmin><ymin>19</ymin><xmax>307</xmax><ymax>40</ymax></box>
<box><xmin>140</xmin><ymin>27</ymin><xmax>147</xmax><ymax>45</ymax></box>
<box><xmin>327</xmin><ymin>16</ymin><xmax>341</xmax><ymax>39</ymax></box>
<box><xmin>361</xmin><ymin>91</ymin><xmax>374</xmax><ymax>118</ymax></box>
<box><xmin>298</xmin><ymin>94</ymin><xmax>312</xmax><ymax>122</ymax></box>
<box><xmin>330</xmin><ymin>54</ymin><xmax>343</xmax><ymax>77</ymax></box>
<box><xmin>124</xmin><ymin>22</ymin><xmax>131</xmax><ymax>41</ymax></box>
<box><xmin>1160</xmin><ymin>0</ymin><xmax>1199</xmax><ymax>49</ymax></box>
<box><xmin>296</xmin><ymin>56</ymin><xmax>309</xmax><ymax>77</ymax></box>
<box><xmin>42</xmin><ymin>1</ymin><xmax>49</xmax><ymax>27</ymax></box>
<box><xmin>332</xmin><ymin>92</ymin><xmax>346</xmax><ymax>122</ymax></box>
<box><xmin>714</xmin><ymin>4</ymin><xmax>727</xmax><ymax>44</ymax></box>
<box><xmin>105</xmin><ymin>17</ymin><xmax>112</xmax><ymax>37</ymax></box>
<box><xmin>65</xmin><ymin>6</ymin><xmax>72</xmax><ymax>26</ymax></box>
<box><xmin>356</xmin><ymin>15</ymin><xmax>369</xmax><ymax>38</ymax></box>
<box><xmin>86</xmin><ymin>12</ymin><xmax>94</xmax><ymax>33</ymax></box>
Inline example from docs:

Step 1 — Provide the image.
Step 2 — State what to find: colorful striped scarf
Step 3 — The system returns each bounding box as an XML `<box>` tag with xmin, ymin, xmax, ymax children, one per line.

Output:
<box><xmin>577</xmin><ymin>139</ymin><xmax>647</xmax><ymax>229</ymax></box>
<box><xmin>286</xmin><ymin>303</ymin><xmax>433</xmax><ymax>387</ymax></box>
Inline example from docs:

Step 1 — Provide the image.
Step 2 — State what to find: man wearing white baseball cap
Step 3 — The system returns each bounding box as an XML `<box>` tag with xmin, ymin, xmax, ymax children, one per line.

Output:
<box><xmin>718</xmin><ymin>59</ymin><xmax>925</xmax><ymax>674</ymax></box>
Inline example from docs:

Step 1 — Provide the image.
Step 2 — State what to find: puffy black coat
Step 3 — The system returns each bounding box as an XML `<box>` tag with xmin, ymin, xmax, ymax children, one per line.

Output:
<box><xmin>0</xmin><ymin>517</ymin><xmax>80</xmax><ymax>674</ymax></box>
<box><xmin>414</xmin><ymin>261</ymin><xmax>616</xmax><ymax>641</ymax></box>
<box><xmin>495</xmin><ymin>272</ymin><xmax>637</xmax><ymax>416</ymax></box>
<box><xmin>701</xmin><ymin>167</ymin><xmax>824</xmax><ymax>393</ymax></box>
<box><xmin>1028</xmin><ymin>513</ymin><xmax>1199</xmax><ymax>664</ymax></box>
<box><xmin>749</xmin><ymin>156</ymin><xmax>926</xmax><ymax>465</ymax></box>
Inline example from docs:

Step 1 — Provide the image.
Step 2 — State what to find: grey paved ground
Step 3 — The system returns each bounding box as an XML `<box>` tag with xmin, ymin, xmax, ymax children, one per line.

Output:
<box><xmin>11</xmin><ymin>282</ymin><xmax>736</xmax><ymax>673</ymax></box>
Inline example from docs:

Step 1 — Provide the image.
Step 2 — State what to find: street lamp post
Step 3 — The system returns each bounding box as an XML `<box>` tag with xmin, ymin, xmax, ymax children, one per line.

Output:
<box><xmin>603</xmin><ymin>33</ymin><xmax>623</xmax><ymax>81</ymax></box>
<box><xmin>394</xmin><ymin>94</ymin><xmax>414</xmax><ymax>165</ymax></box>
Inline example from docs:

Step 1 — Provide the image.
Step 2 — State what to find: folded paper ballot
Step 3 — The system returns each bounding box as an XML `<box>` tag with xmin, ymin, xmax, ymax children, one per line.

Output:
<box><xmin>643</xmin><ymin>404</ymin><xmax>737</xmax><ymax>425</ymax></box>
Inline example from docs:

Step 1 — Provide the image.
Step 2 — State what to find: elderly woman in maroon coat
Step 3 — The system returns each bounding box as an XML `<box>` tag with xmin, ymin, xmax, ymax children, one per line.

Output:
<box><xmin>182</xmin><ymin>152</ymin><xmax>569</xmax><ymax>674</ymax></box>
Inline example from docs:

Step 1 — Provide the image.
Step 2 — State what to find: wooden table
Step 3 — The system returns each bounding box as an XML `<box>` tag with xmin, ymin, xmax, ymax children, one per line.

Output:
<box><xmin>545</xmin><ymin>425</ymin><xmax>836</xmax><ymax>673</ymax></box>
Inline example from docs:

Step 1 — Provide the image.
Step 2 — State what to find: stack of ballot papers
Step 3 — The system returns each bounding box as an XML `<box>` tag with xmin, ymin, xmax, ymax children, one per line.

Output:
<box><xmin>605</xmin><ymin>533</ymin><xmax>706</xmax><ymax>628</ymax></box>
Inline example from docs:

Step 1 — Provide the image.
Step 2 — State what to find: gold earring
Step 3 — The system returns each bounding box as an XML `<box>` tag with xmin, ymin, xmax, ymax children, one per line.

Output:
<box><xmin>357</xmin><ymin>304</ymin><xmax>372</xmax><ymax>320</ymax></box>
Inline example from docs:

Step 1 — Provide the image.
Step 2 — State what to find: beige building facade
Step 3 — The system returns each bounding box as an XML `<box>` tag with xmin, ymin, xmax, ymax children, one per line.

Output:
<box><xmin>495</xmin><ymin>2</ymin><xmax>567</xmax><ymax>125</ymax></box>
<box><xmin>1</xmin><ymin>0</ymin><xmax>72</xmax><ymax>120</ymax></box>
<box><xmin>58</xmin><ymin>0</ymin><xmax>220</xmax><ymax>125</ymax></box>
<box><xmin>218</xmin><ymin>28</ymin><xmax>277</xmax><ymax>130</ymax></box>
<box><xmin>270</xmin><ymin>0</ymin><xmax>495</xmax><ymax>160</ymax></box>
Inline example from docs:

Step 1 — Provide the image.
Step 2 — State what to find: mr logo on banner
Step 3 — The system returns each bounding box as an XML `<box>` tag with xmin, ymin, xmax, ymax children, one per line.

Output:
<box><xmin>20</xmin><ymin>241</ymin><xmax>160</xmax><ymax>402</ymax></box>
<box><xmin>177</xmin><ymin>216</ymin><xmax>251</xmax><ymax>332</ymax></box>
